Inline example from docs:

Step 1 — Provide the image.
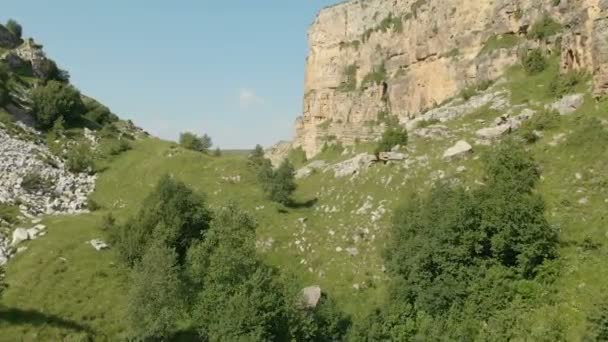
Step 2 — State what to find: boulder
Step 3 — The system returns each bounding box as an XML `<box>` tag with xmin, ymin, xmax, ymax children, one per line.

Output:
<box><xmin>302</xmin><ymin>286</ymin><xmax>322</xmax><ymax>309</ymax></box>
<box><xmin>443</xmin><ymin>140</ymin><xmax>473</xmax><ymax>159</ymax></box>
<box><xmin>476</xmin><ymin>124</ymin><xmax>511</xmax><ymax>139</ymax></box>
<box><xmin>295</xmin><ymin>160</ymin><xmax>327</xmax><ymax>179</ymax></box>
<box><xmin>11</xmin><ymin>228</ymin><xmax>29</xmax><ymax>246</ymax></box>
<box><xmin>331</xmin><ymin>153</ymin><xmax>376</xmax><ymax>178</ymax></box>
<box><xmin>378</xmin><ymin>152</ymin><xmax>407</xmax><ymax>161</ymax></box>
<box><xmin>90</xmin><ymin>239</ymin><xmax>109</xmax><ymax>251</ymax></box>
<box><xmin>550</xmin><ymin>94</ymin><xmax>584</xmax><ymax>115</ymax></box>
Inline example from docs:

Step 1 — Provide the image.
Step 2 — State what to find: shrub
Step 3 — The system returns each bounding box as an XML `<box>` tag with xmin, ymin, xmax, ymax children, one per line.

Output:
<box><xmin>213</xmin><ymin>147</ymin><xmax>221</xmax><ymax>157</ymax></box>
<box><xmin>65</xmin><ymin>143</ymin><xmax>95</xmax><ymax>174</ymax></box>
<box><xmin>361</xmin><ymin>63</ymin><xmax>387</xmax><ymax>89</ymax></box>
<box><xmin>548</xmin><ymin>71</ymin><xmax>586</xmax><ymax>98</ymax></box>
<box><xmin>248</xmin><ymin>144</ymin><xmax>267</xmax><ymax>167</ymax></box>
<box><xmin>0</xmin><ymin>266</ymin><xmax>6</xmax><ymax>299</ymax></box>
<box><xmin>106</xmin><ymin>139</ymin><xmax>132</xmax><ymax>156</ymax></box>
<box><xmin>21</xmin><ymin>171</ymin><xmax>51</xmax><ymax>193</ymax></box>
<box><xmin>337</xmin><ymin>64</ymin><xmax>358</xmax><ymax>92</ymax></box>
<box><xmin>522</xmin><ymin>49</ymin><xmax>547</xmax><ymax>75</ymax></box>
<box><xmin>375</xmin><ymin>141</ymin><xmax>557</xmax><ymax>339</ymax></box>
<box><xmin>258</xmin><ymin>159</ymin><xmax>297</xmax><ymax>205</ymax></box>
<box><xmin>417</xmin><ymin>118</ymin><xmax>441</xmax><ymax>128</ymax></box>
<box><xmin>100</xmin><ymin>213</ymin><xmax>116</xmax><ymax>231</ymax></box>
<box><xmin>87</xmin><ymin>198</ymin><xmax>101</xmax><ymax>211</ymax></box>
<box><xmin>586</xmin><ymin>302</ymin><xmax>608</xmax><ymax>341</ymax></box>
<box><xmin>5</xmin><ymin>19</ymin><xmax>22</xmax><ymax>39</ymax></box>
<box><xmin>375</xmin><ymin>124</ymin><xmax>408</xmax><ymax>154</ymax></box>
<box><xmin>528</xmin><ymin>15</ymin><xmax>562</xmax><ymax>41</ymax></box>
<box><xmin>127</xmin><ymin>242</ymin><xmax>184</xmax><ymax>340</ymax></box>
<box><xmin>179</xmin><ymin>132</ymin><xmax>212</xmax><ymax>153</ymax></box>
<box><xmin>111</xmin><ymin>175</ymin><xmax>212</xmax><ymax>266</ymax></box>
<box><xmin>31</xmin><ymin>81</ymin><xmax>85</xmax><ymax>129</ymax></box>
<box><xmin>85</xmin><ymin>102</ymin><xmax>118</xmax><ymax>126</ymax></box>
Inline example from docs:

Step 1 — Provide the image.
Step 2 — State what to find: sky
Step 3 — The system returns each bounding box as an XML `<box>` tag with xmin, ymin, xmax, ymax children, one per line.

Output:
<box><xmin>1</xmin><ymin>0</ymin><xmax>340</xmax><ymax>149</ymax></box>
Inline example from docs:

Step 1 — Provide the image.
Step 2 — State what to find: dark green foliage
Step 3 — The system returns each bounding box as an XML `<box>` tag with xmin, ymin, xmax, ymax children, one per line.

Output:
<box><xmin>522</xmin><ymin>49</ymin><xmax>547</xmax><ymax>75</ymax></box>
<box><xmin>213</xmin><ymin>147</ymin><xmax>221</xmax><ymax>157</ymax></box>
<box><xmin>375</xmin><ymin>124</ymin><xmax>408</xmax><ymax>154</ymax></box>
<box><xmin>416</xmin><ymin>118</ymin><xmax>441</xmax><ymax>128</ymax></box>
<box><xmin>361</xmin><ymin>63</ymin><xmax>387</xmax><ymax>89</ymax></box>
<box><xmin>548</xmin><ymin>70</ymin><xmax>586</xmax><ymax>98</ymax></box>
<box><xmin>179</xmin><ymin>132</ymin><xmax>212</xmax><ymax>153</ymax></box>
<box><xmin>0</xmin><ymin>203</ymin><xmax>19</xmax><ymax>225</ymax></box>
<box><xmin>291</xmin><ymin>295</ymin><xmax>352</xmax><ymax>341</ymax></box>
<box><xmin>65</xmin><ymin>143</ymin><xmax>95</xmax><ymax>174</ymax></box>
<box><xmin>84</xmin><ymin>101</ymin><xmax>118</xmax><ymax>126</ymax></box>
<box><xmin>0</xmin><ymin>266</ymin><xmax>6</xmax><ymax>299</ymax></box>
<box><xmin>337</xmin><ymin>64</ymin><xmax>358</xmax><ymax>92</ymax></box>
<box><xmin>127</xmin><ymin>242</ymin><xmax>184</xmax><ymax>340</ymax></box>
<box><xmin>86</xmin><ymin>198</ymin><xmax>101</xmax><ymax>212</ymax></box>
<box><xmin>520</xmin><ymin>109</ymin><xmax>561</xmax><ymax>143</ymax></box>
<box><xmin>586</xmin><ymin>302</ymin><xmax>608</xmax><ymax>341</ymax></box>
<box><xmin>0</xmin><ymin>63</ymin><xmax>9</xmax><ymax>106</ymax></box>
<box><xmin>49</xmin><ymin>116</ymin><xmax>66</xmax><ymax>139</ymax></box>
<box><xmin>378</xmin><ymin>13</ymin><xmax>403</xmax><ymax>33</ymax></box>
<box><xmin>105</xmin><ymin>139</ymin><xmax>132</xmax><ymax>156</ymax></box>
<box><xmin>111</xmin><ymin>175</ymin><xmax>212</xmax><ymax>266</ymax></box>
<box><xmin>35</xmin><ymin>59</ymin><xmax>70</xmax><ymax>83</ymax></box>
<box><xmin>528</xmin><ymin>15</ymin><xmax>562</xmax><ymax>41</ymax></box>
<box><xmin>5</xmin><ymin>19</ymin><xmax>22</xmax><ymax>39</ymax></box>
<box><xmin>258</xmin><ymin>159</ymin><xmax>297</xmax><ymax>205</ymax></box>
<box><xmin>188</xmin><ymin>205</ymin><xmax>289</xmax><ymax>341</ymax></box>
<box><xmin>365</xmin><ymin>141</ymin><xmax>558</xmax><ymax>339</ymax></box>
<box><xmin>100</xmin><ymin>213</ymin><xmax>116</xmax><ymax>231</ymax></box>
<box><xmin>31</xmin><ymin>81</ymin><xmax>85</xmax><ymax>129</ymax></box>
<box><xmin>21</xmin><ymin>172</ymin><xmax>51</xmax><ymax>193</ymax></box>
<box><xmin>248</xmin><ymin>144</ymin><xmax>267</xmax><ymax>167</ymax></box>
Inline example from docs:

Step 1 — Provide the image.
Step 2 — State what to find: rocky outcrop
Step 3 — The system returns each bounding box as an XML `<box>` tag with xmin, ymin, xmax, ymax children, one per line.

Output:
<box><xmin>0</xmin><ymin>126</ymin><xmax>96</xmax><ymax>217</ymax></box>
<box><xmin>288</xmin><ymin>0</ymin><xmax>608</xmax><ymax>157</ymax></box>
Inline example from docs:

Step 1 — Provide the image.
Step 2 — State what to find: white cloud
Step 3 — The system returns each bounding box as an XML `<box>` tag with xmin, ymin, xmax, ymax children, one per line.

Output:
<box><xmin>239</xmin><ymin>88</ymin><xmax>265</xmax><ymax>109</ymax></box>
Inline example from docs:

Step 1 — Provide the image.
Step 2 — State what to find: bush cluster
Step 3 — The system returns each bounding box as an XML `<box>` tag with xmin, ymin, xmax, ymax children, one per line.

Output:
<box><xmin>179</xmin><ymin>132</ymin><xmax>212</xmax><ymax>153</ymax></box>
<box><xmin>522</xmin><ymin>49</ymin><xmax>547</xmax><ymax>75</ymax></box>
<box><xmin>352</xmin><ymin>141</ymin><xmax>558</xmax><ymax>340</ymax></box>
<box><xmin>31</xmin><ymin>81</ymin><xmax>86</xmax><ymax>129</ymax></box>
<box><xmin>110</xmin><ymin>176</ymin><xmax>348</xmax><ymax>340</ymax></box>
<box><xmin>375</xmin><ymin>123</ymin><xmax>408</xmax><ymax>154</ymax></box>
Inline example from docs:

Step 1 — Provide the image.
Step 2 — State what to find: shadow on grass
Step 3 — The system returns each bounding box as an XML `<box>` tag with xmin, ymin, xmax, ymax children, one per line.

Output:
<box><xmin>287</xmin><ymin>197</ymin><xmax>318</xmax><ymax>209</ymax></box>
<box><xmin>169</xmin><ymin>329</ymin><xmax>202</xmax><ymax>341</ymax></box>
<box><xmin>0</xmin><ymin>308</ymin><xmax>93</xmax><ymax>334</ymax></box>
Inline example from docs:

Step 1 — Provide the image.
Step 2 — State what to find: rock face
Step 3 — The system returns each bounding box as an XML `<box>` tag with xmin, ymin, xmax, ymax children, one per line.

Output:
<box><xmin>0</xmin><ymin>126</ymin><xmax>96</xmax><ymax>216</ymax></box>
<box><xmin>288</xmin><ymin>0</ymin><xmax>608</xmax><ymax>157</ymax></box>
<box><xmin>550</xmin><ymin>93</ymin><xmax>585</xmax><ymax>115</ymax></box>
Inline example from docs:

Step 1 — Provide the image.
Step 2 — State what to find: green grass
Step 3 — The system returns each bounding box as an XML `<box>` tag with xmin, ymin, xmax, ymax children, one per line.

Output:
<box><xmin>504</xmin><ymin>55</ymin><xmax>563</xmax><ymax>105</ymax></box>
<box><xmin>479</xmin><ymin>34</ymin><xmax>521</xmax><ymax>55</ymax></box>
<box><xmin>2</xmin><ymin>57</ymin><xmax>608</xmax><ymax>340</ymax></box>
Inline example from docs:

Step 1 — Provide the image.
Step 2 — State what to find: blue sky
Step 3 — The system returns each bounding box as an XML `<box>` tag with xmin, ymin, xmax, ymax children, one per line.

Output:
<box><xmin>2</xmin><ymin>1</ymin><xmax>339</xmax><ymax>149</ymax></box>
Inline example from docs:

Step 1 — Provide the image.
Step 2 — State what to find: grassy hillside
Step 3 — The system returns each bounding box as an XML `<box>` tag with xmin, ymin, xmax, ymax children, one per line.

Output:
<box><xmin>1</xmin><ymin>50</ymin><xmax>607</xmax><ymax>341</ymax></box>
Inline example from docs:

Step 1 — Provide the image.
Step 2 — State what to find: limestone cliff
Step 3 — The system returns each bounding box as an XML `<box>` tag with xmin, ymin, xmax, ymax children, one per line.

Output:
<box><xmin>289</xmin><ymin>0</ymin><xmax>608</xmax><ymax>157</ymax></box>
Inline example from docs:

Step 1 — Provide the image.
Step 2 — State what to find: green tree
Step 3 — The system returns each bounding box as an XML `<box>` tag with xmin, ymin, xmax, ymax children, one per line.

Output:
<box><xmin>111</xmin><ymin>175</ymin><xmax>212</xmax><ymax>266</ymax></box>
<box><xmin>179</xmin><ymin>132</ymin><xmax>212</xmax><ymax>153</ymax></box>
<box><xmin>213</xmin><ymin>147</ymin><xmax>221</xmax><ymax>157</ymax></box>
<box><xmin>375</xmin><ymin>124</ymin><xmax>408</xmax><ymax>154</ymax></box>
<box><xmin>127</xmin><ymin>242</ymin><xmax>184</xmax><ymax>340</ymax></box>
<box><xmin>65</xmin><ymin>142</ymin><xmax>95</xmax><ymax>174</ymax></box>
<box><xmin>259</xmin><ymin>159</ymin><xmax>297</xmax><ymax>205</ymax></box>
<box><xmin>522</xmin><ymin>49</ymin><xmax>547</xmax><ymax>75</ymax></box>
<box><xmin>30</xmin><ymin>80</ymin><xmax>85</xmax><ymax>129</ymax></box>
<box><xmin>188</xmin><ymin>204</ymin><xmax>291</xmax><ymax>341</ymax></box>
<box><xmin>249</xmin><ymin>144</ymin><xmax>267</xmax><ymax>167</ymax></box>
<box><xmin>367</xmin><ymin>140</ymin><xmax>557</xmax><ymax>339</ymax></box>
<box><xmin>5</xmin><ymin>19</ymin><xmax>22</xmax><ymax>39</ymax></box>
